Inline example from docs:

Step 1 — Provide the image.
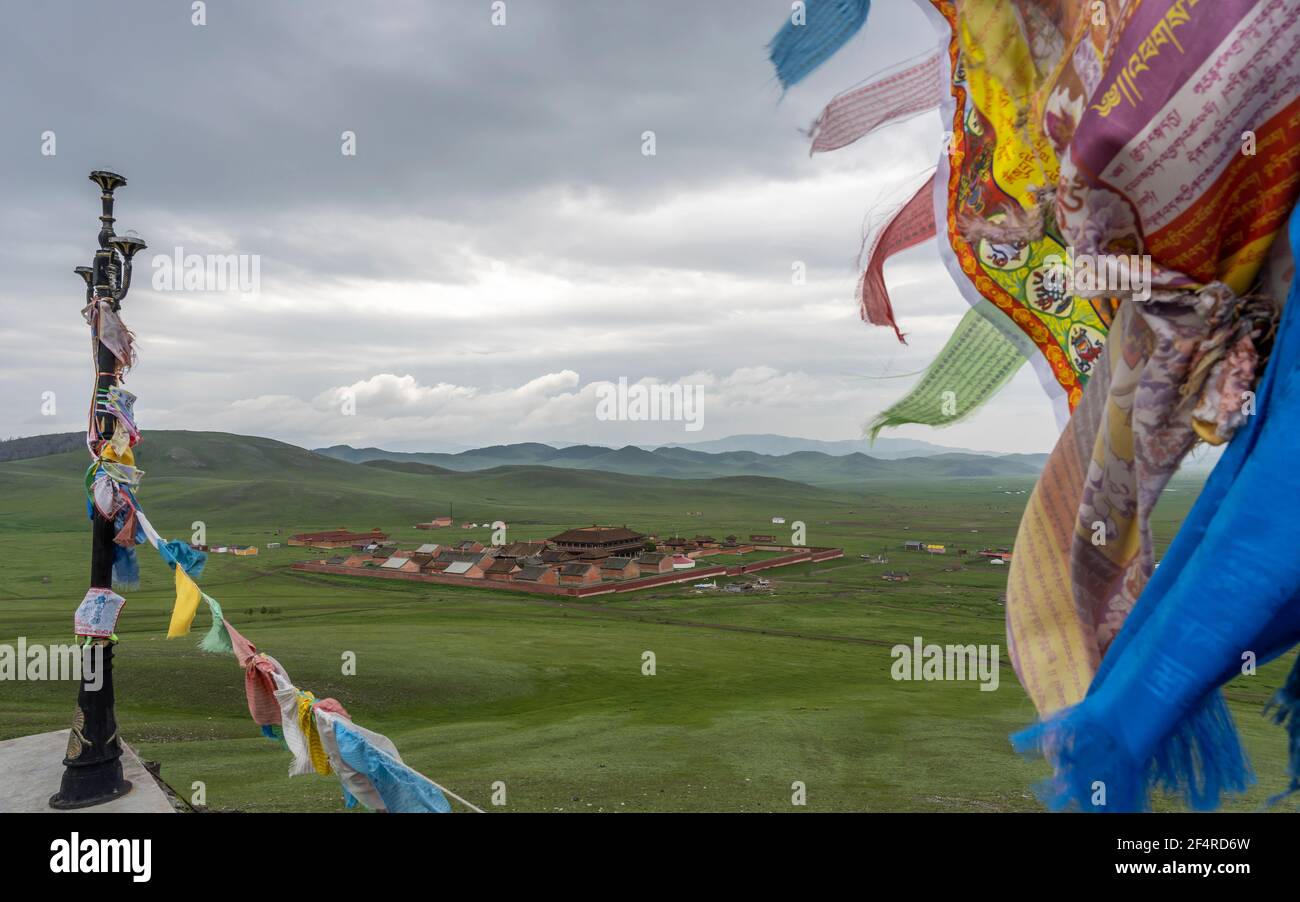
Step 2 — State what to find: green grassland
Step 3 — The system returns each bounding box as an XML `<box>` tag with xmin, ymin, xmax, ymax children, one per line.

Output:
<box><xmin>0</xmin><ymin>431</ymin><xmax>1289</xmax><ymax>812</ymax></box>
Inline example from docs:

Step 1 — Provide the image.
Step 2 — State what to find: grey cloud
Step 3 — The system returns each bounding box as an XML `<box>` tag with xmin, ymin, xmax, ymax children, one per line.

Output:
<box><xmin>1</xmin><ymin>1</ymin><xmax>1057</xmax><ymax>454</ymax></box>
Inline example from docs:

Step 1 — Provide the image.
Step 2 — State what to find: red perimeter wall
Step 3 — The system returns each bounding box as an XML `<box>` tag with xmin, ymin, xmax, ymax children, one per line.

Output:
<box><xmin>292</xmin><ymin>546</ymin><xmax>841</xmax><ymax>597</ymax></box>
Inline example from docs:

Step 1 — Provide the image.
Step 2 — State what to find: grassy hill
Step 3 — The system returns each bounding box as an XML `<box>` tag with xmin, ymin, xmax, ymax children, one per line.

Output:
<box><xmin>0</xmin><ymin>431</ymin><xmax>845</xmax><ymax>535</ymax></box>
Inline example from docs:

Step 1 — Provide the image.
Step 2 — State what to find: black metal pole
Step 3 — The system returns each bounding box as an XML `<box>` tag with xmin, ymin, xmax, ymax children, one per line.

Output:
<box><xmin>49</xmin><ymin>171</ymin><xmax>134</xmax><ymax>809</ymax></box>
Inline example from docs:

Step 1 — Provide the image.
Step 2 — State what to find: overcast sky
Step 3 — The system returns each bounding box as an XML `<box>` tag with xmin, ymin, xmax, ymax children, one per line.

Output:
<box><xmin>0</xmin><ymin>0</ymin><xmax>1060</xmax><ymax>454</ymax></box>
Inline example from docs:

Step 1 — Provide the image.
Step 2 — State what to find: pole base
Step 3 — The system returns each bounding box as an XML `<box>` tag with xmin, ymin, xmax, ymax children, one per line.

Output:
<box><xmin>48</xmin><ymin>758</ymin><xmax>133</xmax><ymax>810</ymax></box>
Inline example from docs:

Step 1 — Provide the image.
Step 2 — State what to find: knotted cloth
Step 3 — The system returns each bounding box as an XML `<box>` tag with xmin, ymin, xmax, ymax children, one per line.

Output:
<box><xmin>1012</xmin><ymin>201</ymin><xmax>1300</xmax><ymax>811</ymax></box>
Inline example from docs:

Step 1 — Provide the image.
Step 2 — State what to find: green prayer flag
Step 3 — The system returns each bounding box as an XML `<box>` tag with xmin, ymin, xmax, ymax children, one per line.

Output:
<box><xmin>868</xmin><ymin>302</ymin><xmax>1028</xmax><ymax>439</ymax></box>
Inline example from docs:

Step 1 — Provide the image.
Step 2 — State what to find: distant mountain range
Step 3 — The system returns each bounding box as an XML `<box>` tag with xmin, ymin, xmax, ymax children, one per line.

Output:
<box><xmin>645</xmin><ymin>433</ymin><xmax>1015</xmax><ymax>459</ymax></box>
<box><xmin>0</xmin><ymin>430</ymin><xmax>1048</xmax><ymax>485</ymax></box>
<box><xmin>314</xmin><ymin>438</ymin><xmax>1049</xmax><ymax>485</ymax></box>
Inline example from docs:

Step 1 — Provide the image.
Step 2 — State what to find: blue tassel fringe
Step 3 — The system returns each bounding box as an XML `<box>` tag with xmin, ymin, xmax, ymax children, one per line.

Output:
<box><xmin>1012</xmin><ymin>690</ymin><xmax>1253</xmax><ymax>812</ymax></box>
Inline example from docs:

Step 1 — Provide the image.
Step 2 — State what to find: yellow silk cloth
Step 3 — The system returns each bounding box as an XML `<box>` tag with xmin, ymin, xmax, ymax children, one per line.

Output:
<box><xmin>166</xmin><ymin>567</ymin><xmax>202</xmax><ymax>638</ymax></box>
<box><xmin>297</xmin><ymin>693</ymin><xmax>332</xmax><ymax>776</ymax></box>
<box><xmin>100</xmin><ymin>440</ymin><xmax>134</xmax><ymax>466</ymax></box>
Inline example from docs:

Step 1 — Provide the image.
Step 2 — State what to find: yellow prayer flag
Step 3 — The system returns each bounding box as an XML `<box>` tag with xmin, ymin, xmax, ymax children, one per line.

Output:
<box><xmin>167</xmin><ymin>567</ymin><xmax>202</xmax><ymax>638</ymax></box>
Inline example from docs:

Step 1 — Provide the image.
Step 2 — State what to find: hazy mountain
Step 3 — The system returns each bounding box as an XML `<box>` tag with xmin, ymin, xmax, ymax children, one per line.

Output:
<box><xmin>645</xmin><ymin>433</ymin><xmax>1018</xmax><ymax>458</ymax></box>
<box><xmin>4</xmin><ymin>431</ymin><xmax>1049</xmax><ymax>493</ymax></box>
<box><xmin>313</xmin><ymin>440</ymin><xmax>1048</xmax><ymax>484</ymax></box>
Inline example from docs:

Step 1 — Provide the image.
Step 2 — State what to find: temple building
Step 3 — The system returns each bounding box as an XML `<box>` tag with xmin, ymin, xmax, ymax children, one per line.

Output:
<box><xmin>547</xmin><ymin>526</ymin><xmax>647</xmax><ymax>557</ymax></box>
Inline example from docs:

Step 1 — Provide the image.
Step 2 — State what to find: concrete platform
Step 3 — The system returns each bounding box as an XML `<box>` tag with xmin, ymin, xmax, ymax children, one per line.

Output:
<box><xmin>0</xmin><ymin>730</ymin><xmax>176</xmax><ymax>813</ymax></box>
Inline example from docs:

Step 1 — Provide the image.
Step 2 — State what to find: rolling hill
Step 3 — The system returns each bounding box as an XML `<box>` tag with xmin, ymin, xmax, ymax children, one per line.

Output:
<box><xmin>0</xmin><ymin>431</ymin><xmax>845</xmax><ymax>532</ymax></box>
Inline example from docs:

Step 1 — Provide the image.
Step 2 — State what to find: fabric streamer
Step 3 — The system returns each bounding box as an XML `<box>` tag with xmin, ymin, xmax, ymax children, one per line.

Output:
<box><xmin>81</xmin><ymin>299</ymin><xmax>135</xmax><ymax>370</ymax></box>
<box><xmin>74</xmin><ymin>588</ymin><xmax>127</xmax><ymax>639</ymax></box>
<box><xmin>247</xmin><ymin>659</ymin><xmax>285</xmax><ymax>731</ymax></box>
<box><xmin>858</xmin><ymin>173</ymin><xmax>937</xmax><ymax>343</ymax></box>
<box><xmin>166</xmin><ymin>567</ymin><xmax>203</xmax><ymax>639</ymax></box>
<box><xmin>113</xmin><ymin>507</ymin><xmax>139</xmax><ymax>549</ymax></box>
<box><xmin>807</xmin><ymin>48</ymin><xmax>944</xmax><ymax>154</ymax></box>
<box><xmin>274</xmin><ymin>675</ymin><xmax>316</xmax><ymax>777</ymax></box>
<box><xmin>297</xmin><ymin>692</ymin><xmax>337</xmax><ymax>777</ymax></box>
<box><xmin>98</xmin><ymin>460</ymin><xmax>143</xmax><ymax>489</ymax></box>
<box><xmin>199</xmin><ymin>594</ymin><xmax>233</xmax><ymax>654</ymax></box>
<box><xmin>333</xmin><ymin>720</ymin><xmax>452</xmax><ymax>814</ymax></box>
<box><xmin>314</xmin><ymin>708</ymin><xmax>384</xmax><ymax>810</ymax></box>
<box><xmin>95</xmin><ymin>386</ymin><xmax>140</xmax><ymax>445</ymax></box>
<box><xmin>90</xmin><ymin>473</ymin><xmax>120</xmax><ymax>520</ymax></box>
<box><xmin>922</xmin><ymin>0</ymin><xmax>1110</xmax><ymax>413</ymax></box>
<box><xmin>134</xmin><ymin>508</ymin><xmax>163</xmax><ymax>548</ymax></box>
<box><xmin>768</xmin><ymin>0</ymin><xmax>872</xmax><ymax>90</ymax></box>
<box><xmin>1012</xmin><ymin>204</ymin><xmax>1300</xmax><ymax>811</ymax></box>
<box><xmin>867</xmin><ymin>301</ymin><xmax>1028</xmax><ymax>437</ymax></box>
<box><xmin>156</xmin><ymin>538</ymin><xmax>206</xmax><ymax>579</ymax></box>
<box><xmin>226</xmin><ymin>621</ymin><xmax>285</xmax><ymax>727</ymax></box>
<box><xmin>111</xmin><ymin>545</ymin><xmax>139</xmax><ymax>593</ymax></box>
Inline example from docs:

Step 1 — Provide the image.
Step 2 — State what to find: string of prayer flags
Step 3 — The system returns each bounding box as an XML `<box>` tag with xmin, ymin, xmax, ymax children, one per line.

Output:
<box><xmin>77</xmin><ymin>286</ymin><xmax>462</xmax><ymax>814</ymax></box>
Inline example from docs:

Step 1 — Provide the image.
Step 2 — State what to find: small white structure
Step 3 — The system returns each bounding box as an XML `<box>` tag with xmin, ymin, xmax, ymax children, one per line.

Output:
<box><xmin>771</xmin><ymin>516</ymin><xmax>786</xmax><ymax>525</ymax></box>
<box><xmin>266</xmin><ymin>542</ymin><xmax>281</xmax><ymax>549</ymax></box>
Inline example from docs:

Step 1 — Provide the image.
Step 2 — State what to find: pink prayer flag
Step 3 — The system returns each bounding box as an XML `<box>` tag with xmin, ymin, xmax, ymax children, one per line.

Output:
<box><xmin>809</xmin><ymin>51</ymin><xmax>943</xmax><ymax>155</ymax></box>
<box><xmin>857</xmin><ymin>174</ymin><xmax>937</xmax><ymax>343</ymax></box>
<box><xmin>224</xmin><ymin>620</ymin><xmax>258</xmax><ymax>668</ymax></box>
